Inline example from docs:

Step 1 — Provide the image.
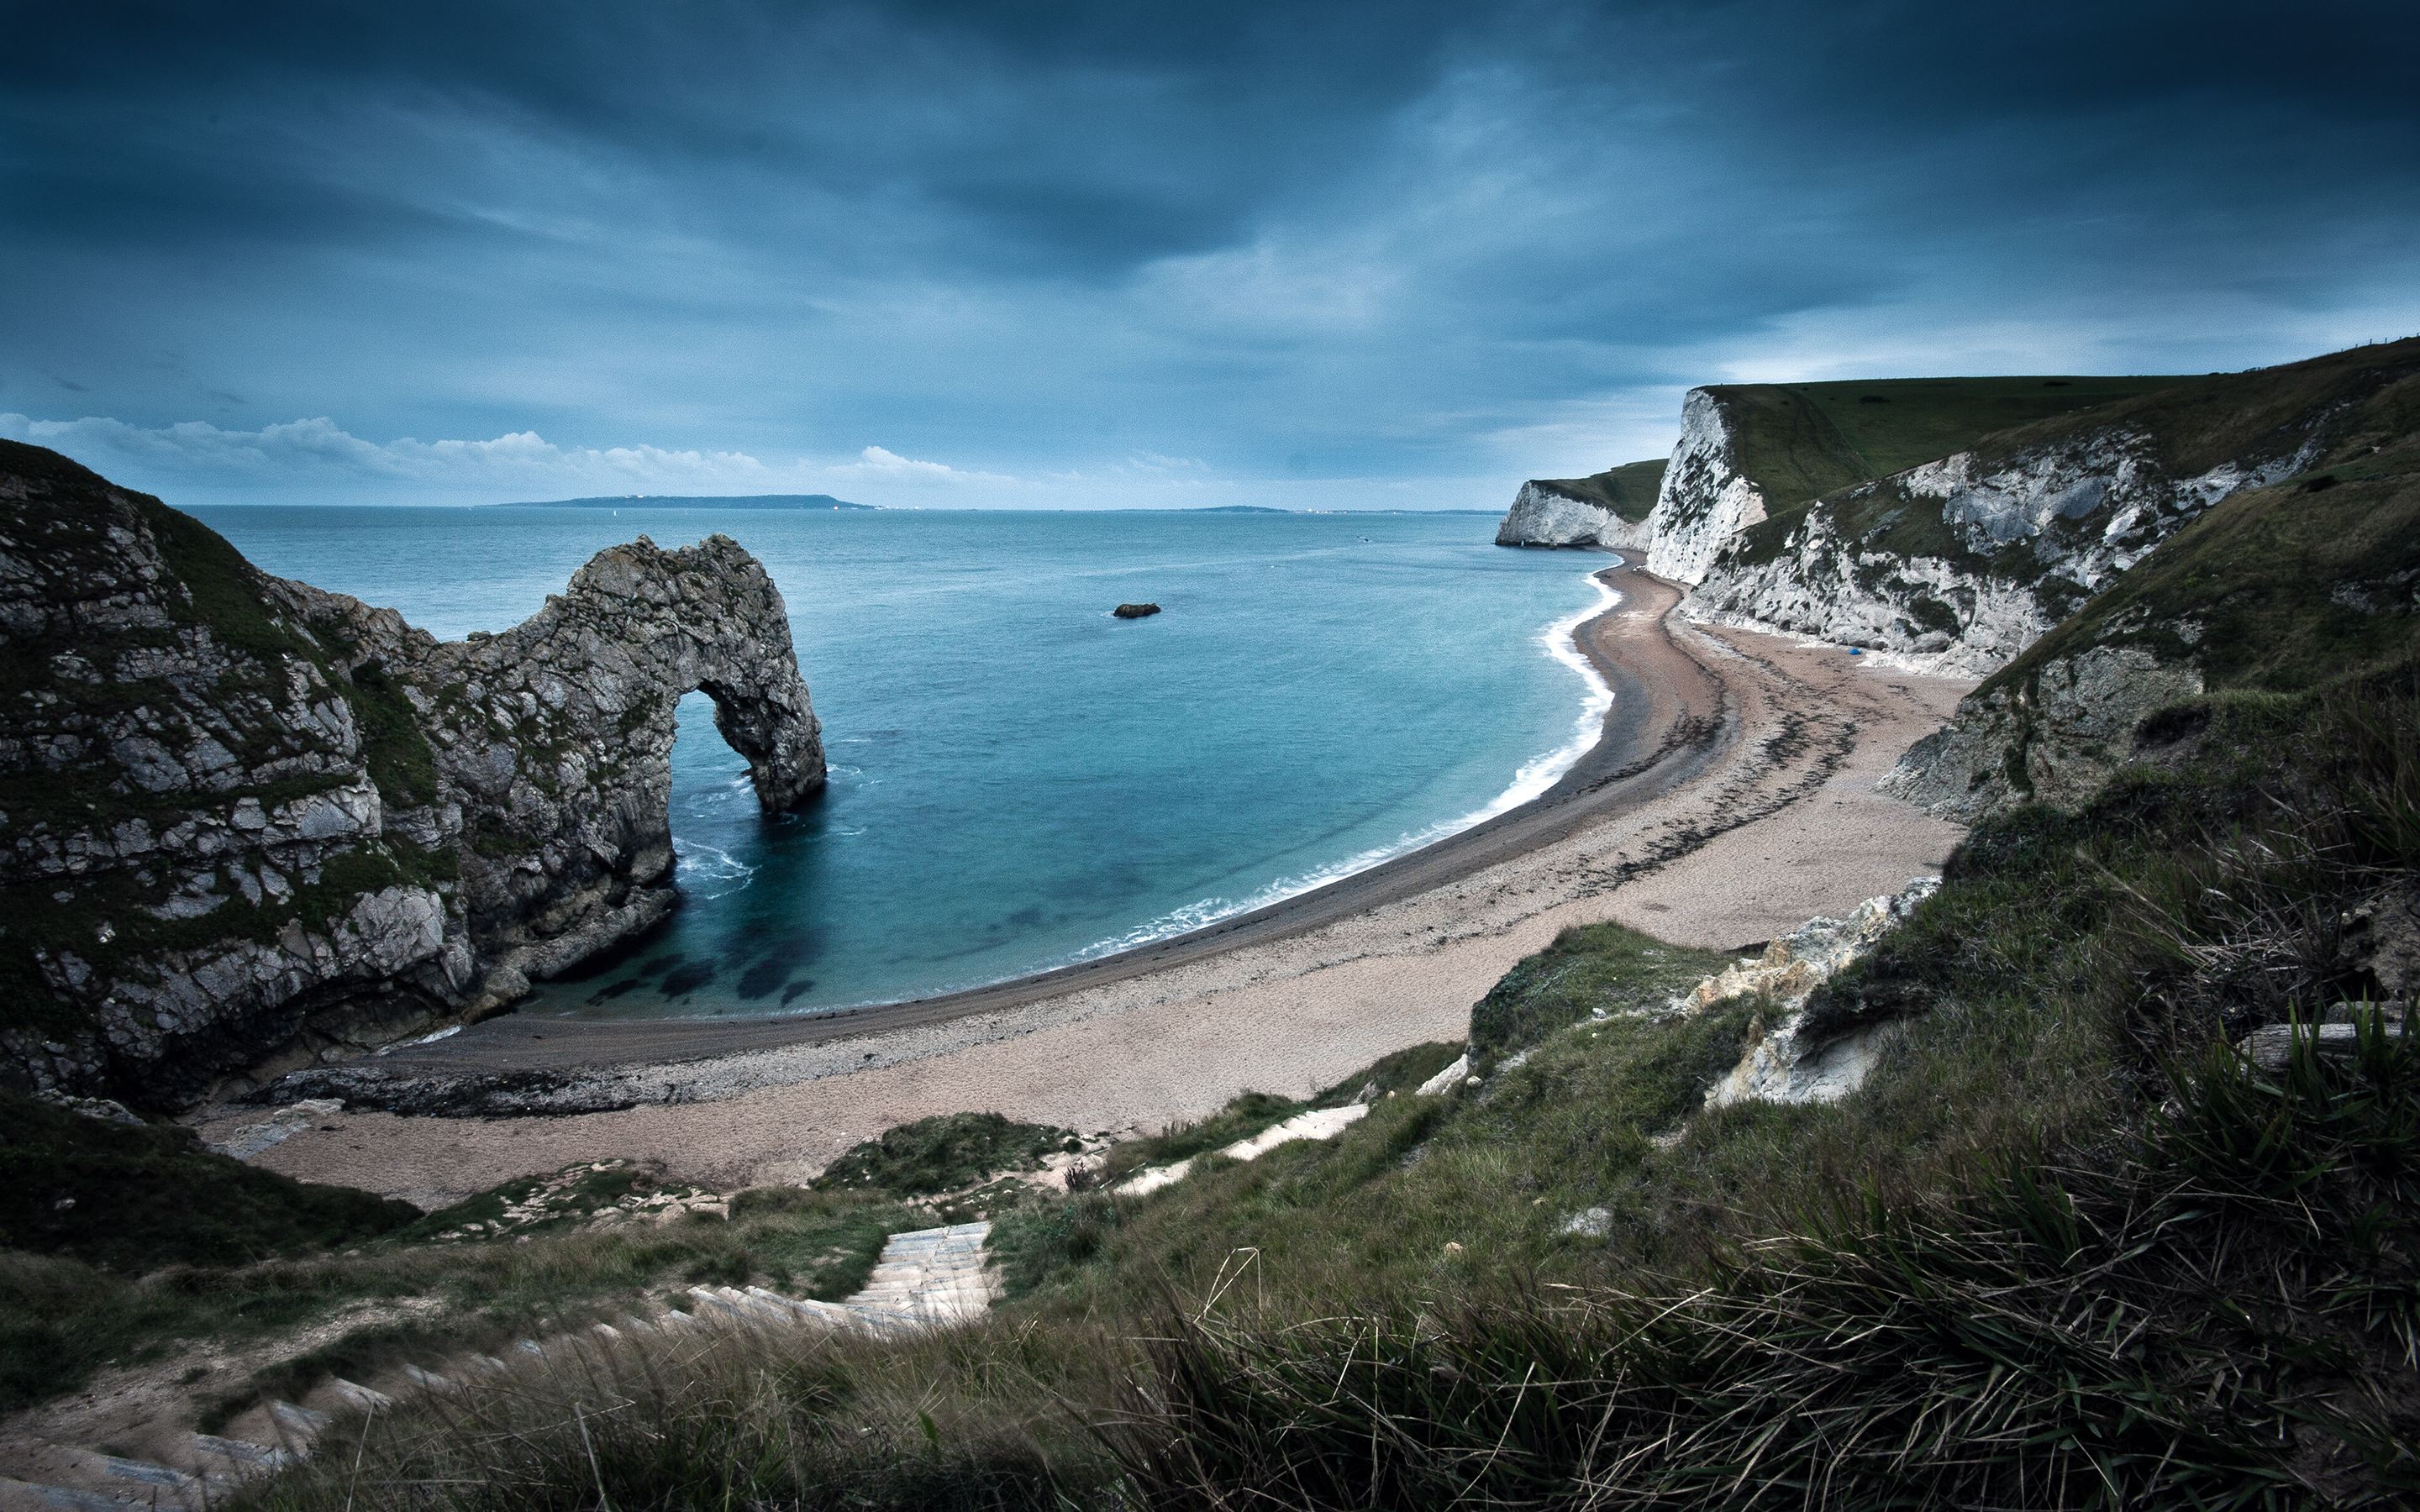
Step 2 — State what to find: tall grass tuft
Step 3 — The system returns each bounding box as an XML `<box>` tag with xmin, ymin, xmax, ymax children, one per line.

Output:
<box><xmin>1113</xmin><ymin>1011</ymin><xmax>2420</xmax><ymax>1508</ymax></box>
<box><xmin>232</xmin><ymin>1312</ymin><xmax>1132</xmax><ymax>1512</ymax></box>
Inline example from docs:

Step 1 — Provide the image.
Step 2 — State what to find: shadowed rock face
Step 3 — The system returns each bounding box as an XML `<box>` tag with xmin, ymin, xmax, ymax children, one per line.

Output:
<box><xmin>0</xmin><ymin>440</ymin><xmax>822</xmax><ymax>1105</ymax></box>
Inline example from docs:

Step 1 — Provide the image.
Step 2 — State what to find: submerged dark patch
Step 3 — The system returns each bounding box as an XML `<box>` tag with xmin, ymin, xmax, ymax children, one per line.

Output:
<box><xmin>734</xmin><ymin>932</ymin><xmax>826</xmax><ymax>1000</ymax></box>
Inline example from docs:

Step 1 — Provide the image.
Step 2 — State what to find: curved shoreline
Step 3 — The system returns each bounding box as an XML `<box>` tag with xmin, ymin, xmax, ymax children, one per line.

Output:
<box><xmin>213</xmin><ymin>580</ymin><xmax>1979</xmax><ymax>1203</ymax></box>
<box><xmin>242</xmin><ymin>556</ymin><xmax>1723</xmax><ymax>1100</ymax></box>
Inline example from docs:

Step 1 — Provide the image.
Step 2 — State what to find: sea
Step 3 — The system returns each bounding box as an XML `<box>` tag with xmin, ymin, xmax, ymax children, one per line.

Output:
<box><xmin>190</xmin><ymin>506</ymin><xmax>1614</xmax><ymax>1022</ymax></box>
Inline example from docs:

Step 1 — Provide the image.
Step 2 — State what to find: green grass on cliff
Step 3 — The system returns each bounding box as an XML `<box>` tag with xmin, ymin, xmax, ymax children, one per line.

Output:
<box><xmin>1719</xmin><ymin>339</ymin><xmax>2420</xmax><ymax>591</ymax></box>
<box><xmin>1976</xmin><ymin>386</ymin><xmax>2420</xmax><ymax>702</ymax></box>
<box><xmin>0</xmin><ymin>1127</ymin><xmax>938</xmax><ymax>1417</ymax></box>
<box><xmin>215</xmin><ymin>660</ymin><xmax>2420</xmax><ymax>1508</ymax></box>
<box><xmin>1537</xmin><ymin>457</ymin><xmax>1668</xmax><ymax>522</ymax></box>
<box><xmin>1707</xmin><ymin>373</ymin><xmax>2206</xmax><ymax>512</ymax></box>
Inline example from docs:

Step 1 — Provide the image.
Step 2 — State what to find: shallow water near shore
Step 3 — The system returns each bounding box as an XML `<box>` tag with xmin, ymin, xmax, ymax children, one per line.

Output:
<box><xmin>193</xmin><ymin>507</ymin><xmax>1610</xmax><ymax>1020</ymax></box>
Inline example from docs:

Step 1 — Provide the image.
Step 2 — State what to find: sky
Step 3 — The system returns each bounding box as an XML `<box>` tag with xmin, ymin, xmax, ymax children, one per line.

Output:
<box><xmin>3</xmin><ymin>0</ymin><xmax>2416</xmax><ymax>512</ymax></box>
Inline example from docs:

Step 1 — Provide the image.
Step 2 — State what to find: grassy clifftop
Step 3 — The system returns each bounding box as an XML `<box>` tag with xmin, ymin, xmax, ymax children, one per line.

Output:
<box><xmin>69</xmin><ymin>659</ymin><xmax>2400</xmax><ymax>1509</ymax></box>
<box><xmin>1711</xmin><ymin>372</ymin><xmax>2207</xmax><ymax>510</ymax></box>
<box><xmin>1978</xmin><ymin>380</ymin><xmax>2420</xmax><ymax>702</ymax></box>
<box><xmin>1534</xmin><ymin>457</ymin><xmax>1668</xmax><ymax>522</ymax></box>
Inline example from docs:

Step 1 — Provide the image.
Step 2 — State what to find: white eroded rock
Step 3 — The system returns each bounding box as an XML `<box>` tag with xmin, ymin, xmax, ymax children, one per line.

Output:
<box><xmin>1495</xmin><ymin>482</ymin><xmax>1652</xmax><ymax>549</ymax></box>
<box><xmin>1413</xmin><ymin>1053</ymin><xmax>1470</xmax><ymax>1097</ymax></box>
<box><xmin>1645</xmin><ymin>390</ymin><xmax>1769</xmax><ymax>585</ymax></box>
<box><xmin>1114</xmin><ymin>1103</ymin><xmax>1372</xmax><ymax>1198</ymax></box>
<box><xmin>1680</xmin><ymin>403</ymin><xmax>2322</xmax><ymax>675</ymax></box>
<box><xmin>1687</xmin><ymin>878</ymin><xmax>1939</xmax><ymax>1108</ymax></box>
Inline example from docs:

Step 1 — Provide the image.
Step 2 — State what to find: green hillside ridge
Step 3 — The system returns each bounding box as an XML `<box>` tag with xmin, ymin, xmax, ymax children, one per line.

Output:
<box><xmin>1534</xmin><ymin>457</ymin><xmax>1668</xmax><ymax>522</ymax></box>
<box><xmin>1720</xmin><ymin>338</ymin><xmax>2420</xmax><ymax>600</ymax></box>
<box><xmin>8</xmin><ymin>661</ymin><xmax>2413</xmax><ymax>1504</ymax></box>
<box><xmin>1712</xmin><ymin>372</ymin><xmax>2212</xmax><ymax>512</ymax></box>
<box><xmin>1871</xmin><ymin>344</ymin><xmax>2420</xmax><ymax>816</ymax></box>
<box><xmin>1978</xmin><ymin>386</ymin><xmax>2420</xmax><ymax>704</ymax></box>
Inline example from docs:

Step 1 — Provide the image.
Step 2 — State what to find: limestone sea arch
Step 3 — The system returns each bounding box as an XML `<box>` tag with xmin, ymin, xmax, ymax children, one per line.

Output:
<box><xmin>0</xmin><ymin>439</ymin><xmax>823</xmax><ymax>1105</ymax></box>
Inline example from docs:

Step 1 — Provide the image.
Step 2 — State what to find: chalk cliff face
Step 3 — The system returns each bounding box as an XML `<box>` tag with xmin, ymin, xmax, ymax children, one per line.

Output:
<box><xmin>0</xmin><ymin>440</ymin><xmax>823</xmax><ymax>1105</ymax></box>
<box><xmin>1493</xmin><ymin>481</ymin><xmax>1652</xmax><ymax>549</ymax></box>
<box><xmin>1681</xmin><ymin>424</ymin><xmax>2316</xmax><ymax>675</ymax></box>
<box><xmin>1673</xmin><ymin>343</ymin><xmax>2419</xmax><ymax>678</ymax></box>
<box><xmin>1644</xmin><ymin>390</ymin><xmax>1769</xmax><ymax>584</ymax></box>
<box><xmin>1881</xmin><ymin>344</ymin><xmax>2420</xmax><ymax>819</ymax></box>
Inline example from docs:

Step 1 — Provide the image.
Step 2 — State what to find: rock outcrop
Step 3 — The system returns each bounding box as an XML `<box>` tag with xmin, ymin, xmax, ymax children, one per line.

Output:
<box><xmin>1879</xmin><ymin>647</ymin><xmax>2206</xmax><ymax>819</ymax></box>
<box><xmin>1881</xmin><ymin>352</ymin><xmax>2420</xmax><ymax>819</ymax></box>
<box><xmin>1644</xmin><ymin>391</ymin><xmax>1772</xmax><ymax>582</ymax></box>
<box><xmin>1680</xmin><ymin>341</ymin><xmax>2420</xmax><ymax>676</ymax></box>
<box><xmin>1686</xmin><ymin>878</ymin><xmax>1939</xmax><ymax>1107</ymax></box>
<box><xmin>0</xmin><ymin>439</ymin><xmax>823</xmax><ymax>1106</ymax></box>
<box><xmin>1495</xmin><ymin>480</ymin><xmax>1652</xmax><ymax>550</ymax></box>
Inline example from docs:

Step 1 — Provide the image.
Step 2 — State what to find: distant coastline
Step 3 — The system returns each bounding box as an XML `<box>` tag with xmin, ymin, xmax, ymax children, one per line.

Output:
<box><xmin>476</xmin><ymin>496</ymin><xmax>1507</xmax><ymax>516</ymax></box>
<box><xmin>481</xmin><ymin>493</ymin><xmax>873</xmax><ymax>510</ymax></box>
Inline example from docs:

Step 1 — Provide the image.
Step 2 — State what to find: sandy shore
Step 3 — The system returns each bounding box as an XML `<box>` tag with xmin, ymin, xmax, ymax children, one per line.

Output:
<box><xmin>211</xmin><ymin>561</ymin><xmax>1976</xmax><ymax>1210</ymax></box>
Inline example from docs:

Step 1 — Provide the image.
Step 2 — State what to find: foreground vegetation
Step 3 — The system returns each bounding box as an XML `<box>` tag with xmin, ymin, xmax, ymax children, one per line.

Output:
<box><xmin>6</xmin><ymin>659</ymin><xmax>2417</xmax><ymax>1504</ymax></box>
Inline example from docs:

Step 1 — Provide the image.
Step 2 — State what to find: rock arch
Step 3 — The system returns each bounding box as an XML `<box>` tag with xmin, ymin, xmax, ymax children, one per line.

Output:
<box><xmin>0</xmin><ymin>436</ymin><xmax>828</xmax><ymax>1102</ymax></box>
<box><xmin>300</xmin><ymin>533</ymin><xmax>828</xmax><ymax>1002</ymax></box>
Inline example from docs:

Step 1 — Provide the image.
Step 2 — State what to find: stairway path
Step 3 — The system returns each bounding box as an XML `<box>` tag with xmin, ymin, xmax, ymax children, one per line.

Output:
<box><xmin>0</xmin><ymin>1224</ymin><xmax>1001</xmax><ymax>1510</ymax></box>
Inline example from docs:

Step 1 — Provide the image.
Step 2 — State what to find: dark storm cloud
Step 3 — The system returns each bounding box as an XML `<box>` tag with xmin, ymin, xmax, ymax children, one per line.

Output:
<box><xmin>3</xmin><ymin>1</ymin><xmax>2414</xmax><ymax>504</ymax></box>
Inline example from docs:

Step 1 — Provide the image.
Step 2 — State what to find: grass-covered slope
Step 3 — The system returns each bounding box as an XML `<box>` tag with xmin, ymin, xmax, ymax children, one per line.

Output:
<box><xmin>1881</xmin><ymin>359</ymin><xmax>2420</xmax><ymax>816</ymax></box>
<box><xmin>1738</xmin><ymin>340</ymin><xmax>2416</xmax><ymax>581</ymax></box>
<box><xmin>1712</xmin><ymin>372</ymin><xmax>2206</xmax><ymax>512</ymax></box>
<box><xmin>1535</xmin><ymin>458</ymin><xmax>1669</xmax><ymax>522</ymax></box>
<box><xmin>0</xmin><ymin>1088</ymin><xmax>418</xmax><ymax>1272</ymax></box>
<box><xmin>1981</xmin><ymin>397</ymin><xmax>2420</xmax><ymax>702</ymax></box>
<box><xmin>223</xmin><ymin>661</ymin><xmax>2420</xmax><ymax>1509</ymax></box>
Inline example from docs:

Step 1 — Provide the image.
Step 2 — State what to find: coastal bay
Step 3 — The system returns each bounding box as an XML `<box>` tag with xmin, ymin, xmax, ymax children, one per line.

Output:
<box><xmin>214</xmin><ymin>559</ymin><xmax>1975</xmax><ymax>1209</ymax></box>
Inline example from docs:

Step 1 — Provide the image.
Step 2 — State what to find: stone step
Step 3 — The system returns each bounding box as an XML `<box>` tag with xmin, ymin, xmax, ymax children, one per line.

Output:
<box><xmin>333</xmin><ymin>1377</ymin><xmax>395</xmax><ymax>1410</ymax></box>
<box><xmin>2240</xmin><ymin>1020</ymin><xmax>2407</xmax><ymax>1072</ymax></box>
<box><xmin>94</xmin><ymin>1454</ymin><xmax>195</xmax><ymax>1490</ymax></box>
<box><xmin>3</xmin><ymin>1477</ymin><xmax>132</xmax><ymax>1512</ymax></box>
<box><xmin>271</xmin><ymin>1400</ymin><xmax>329</xmax><ymax>1436</ymax></box>
<box><xmin>192</xmin><ymin>1435</ymin><xmax>287</xmax><ymax>1470</ymax></box>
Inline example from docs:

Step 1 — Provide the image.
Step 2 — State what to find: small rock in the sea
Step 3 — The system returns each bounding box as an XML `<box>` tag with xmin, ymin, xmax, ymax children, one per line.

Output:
<box><xmin>1113</xmin><ymin>602</ymin><xmax>1161</xmax><ymax>618</ymax></box>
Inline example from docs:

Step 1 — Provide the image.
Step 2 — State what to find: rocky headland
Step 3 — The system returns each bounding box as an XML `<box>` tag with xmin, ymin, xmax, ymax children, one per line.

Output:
<box><xmin>0</xmin><ymin>439</ymin><xmax>823</xmax><ymax>1108</ymax></box>
<box><xmin>1495</xmin><ymin>337</ymin><xmax>2420</xmax><ymax>822</ymax></box>
<box><xmin>1492</xmin><ymin>460</ymin><xmax>1664</xmax><ymax>549</ymax></box>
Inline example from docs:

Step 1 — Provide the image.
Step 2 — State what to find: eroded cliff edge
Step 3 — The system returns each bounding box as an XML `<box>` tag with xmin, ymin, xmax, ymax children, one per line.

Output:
<box><xmin>1494</xmin><ymin>460</ymin><xmax>1664</xmax><ymax>549</ymax></box>
<box><xmin>0</xmin><ymin>440</ymin><xmax>823</xmax><ymax>1106</ymax></box>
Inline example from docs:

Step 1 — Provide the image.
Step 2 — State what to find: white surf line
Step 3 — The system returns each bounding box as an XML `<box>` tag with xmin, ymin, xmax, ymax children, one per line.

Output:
<box><xmin>1065</xmin><ymin>559</ymin><xmax>1625</xmax><ymax>965</ymax></box>
<box><xmin>1113</xmin><ymin>1103</ymin><xmax>1374</xmax><ymax>1198</ymax></box>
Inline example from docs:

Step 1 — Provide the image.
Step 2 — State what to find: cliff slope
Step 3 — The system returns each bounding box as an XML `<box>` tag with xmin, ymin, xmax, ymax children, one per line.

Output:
<box><xmin>0</xmin><ymin>441</ymin><xmax>823</xmax><ymax>1106</ymax></box>
<box><xmin>1493</xmin><ymin>459</ymin><xmax>1664</xmax><ymax>549</ymax></box>
<box><xmin>1644</xmin><ymin>373</ymin><xmax>2207</xmax><ymax>584</ymax></box>
<box><xmin>1882</xmin><ymin>367</ymin><xmax>2420</xmax><ymax>817</ymax></box>
<box><xmin>1681</xmin><ymin>340</ymin><xmax>2420</xmax><ymax>675</ymax></box>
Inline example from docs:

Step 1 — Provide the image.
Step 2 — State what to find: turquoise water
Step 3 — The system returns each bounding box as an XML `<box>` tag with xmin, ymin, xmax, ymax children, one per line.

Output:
<box><xmin>192</xmin><ymin>507</ymin><xmax>1612</xmax><ymax>1020</ymax></box>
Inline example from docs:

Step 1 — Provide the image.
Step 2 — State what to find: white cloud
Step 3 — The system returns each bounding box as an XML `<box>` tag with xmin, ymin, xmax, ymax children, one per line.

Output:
<box><xmin>1125</xmin><ymin>451</ymin><xmax>1211</xmax><ymax>473</ymax></box>
<box><xmin>832</xmin><ymin>445</ymin><xmax>1020</xmax><ymax>486</ymax></box>
<box><xmin>0</xmin><ymin>412</ymin><xmax>785</xmax><ymax>496</ymax></box>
